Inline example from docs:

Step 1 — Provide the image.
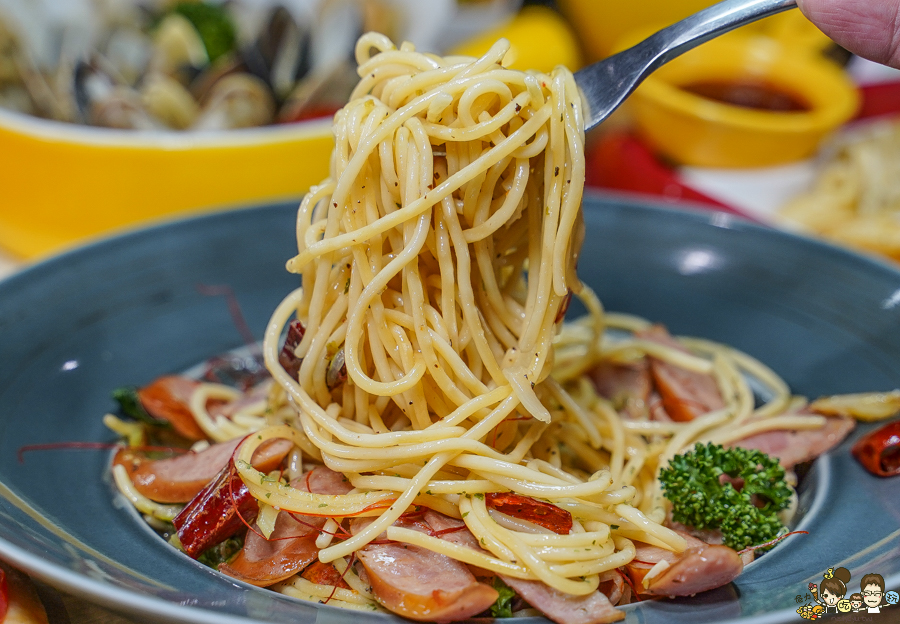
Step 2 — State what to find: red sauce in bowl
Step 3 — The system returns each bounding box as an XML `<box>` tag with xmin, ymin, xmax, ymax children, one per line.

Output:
<box><xmin>680</xmin><ymin>80</ymin><xmax>810</xmax><ymax>112</ymax></box>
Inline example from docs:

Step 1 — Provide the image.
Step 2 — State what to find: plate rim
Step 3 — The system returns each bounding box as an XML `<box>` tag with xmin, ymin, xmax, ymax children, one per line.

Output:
<box><xmin>1</xmin><ymin>191</ymin><xmax>898</xmax><ymax>624</ymax></box>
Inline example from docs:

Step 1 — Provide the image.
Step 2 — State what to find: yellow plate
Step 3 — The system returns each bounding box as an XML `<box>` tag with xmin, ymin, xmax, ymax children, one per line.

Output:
<box><xmin>0</xmin><ymin>110</ymin><xmax>334</xmax><ymax>259</ymax></box>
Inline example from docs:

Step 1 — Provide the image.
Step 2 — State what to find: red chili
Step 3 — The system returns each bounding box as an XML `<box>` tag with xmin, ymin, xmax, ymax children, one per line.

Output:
<box><xmin>851</xmin><ymin>420</ymin><xmax>900</xmax><ymax>477</ymax></box>
<box><xmin>485</xmin><ymin>492</ymin><xmax>573</xmax><ymax>534</ymax></box>
<box><xmin>173</xmin><ymin>454</ymin><xmax>259</xmax><ymax>558</ymax></box>
<box><xmin>0</xmin><ymin>566</ymin><xmax>8</xmax><ymax>621</ymax></box>
<box><xmin>279</xmin><ymin>320</ymin><xmax>307</xmax><ymax>379</ymax></box>
<box><xmin>554</xmin><ymin>289</ymin><xmax>573</xmax><ymax>324</ymax></box>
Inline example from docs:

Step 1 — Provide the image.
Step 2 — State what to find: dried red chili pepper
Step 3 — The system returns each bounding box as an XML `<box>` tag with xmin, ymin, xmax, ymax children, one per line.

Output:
<box><xmin>555</xmin><ymin>289</ymin><xmax>573</xmax><ymax>324</ymax></box>
<box><xmin>485</xmin><ymin>492</ymin><xmax>573</xmax><ymax>534</ymax></box>
<box><xmin>0</xmin><ymin>566</ymin><xmax>8</xmax><ymax>621</ymax></box>
<box><xmin>851</xmin><ymin>420</ymin><xmax>900</xmax><ymax>477</ymax></box>
<box><xmin>279</xmin><ymin>320</ymin><xmax>306</xmax><ymax>379</ymax></box>
<box><xmin>173</xmin><ymin>452</ymin><xmax>259</xmax><ymax>558</ymax></box>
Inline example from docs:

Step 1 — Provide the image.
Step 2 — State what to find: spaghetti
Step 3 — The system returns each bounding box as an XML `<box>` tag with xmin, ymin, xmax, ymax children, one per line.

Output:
<box><xmin>240</xmin><ymin>32</ymin><xmax>679</xmax><ymax>596</ymax></box>
<box><xmin>106</xmin><ymin>33</ymin><xmax>867</xmax><ymax>621</ymax></box>
<box><xmin>779</xmin><ymin>117</ymin><xmax>900</xmax><ymax>261</ymax></box>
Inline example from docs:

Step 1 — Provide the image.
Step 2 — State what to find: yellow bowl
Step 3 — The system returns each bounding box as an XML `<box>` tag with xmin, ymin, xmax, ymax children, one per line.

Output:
<box><xmin>449</xmin><ymin>5</ymin><xmax>583</xmax><ymax>73</ymax></box>
<box><xmin>620</xmin><ymin>33</ymin><xmax>859</xmax><ymax>168</ymax></box>
<box><xmin>0</xmin><ymin>111</ymin><xmax>334</xmax><ymax>259</ymax></box>
<box><xmin>556</xmin><ymin>0</ymin><xmax>833</xmax><ymax>62</ymax></box>
<box><xmin>558</xmin><ymin>0</ymin><xmax>719</xmax><ymax>62</ymax></box>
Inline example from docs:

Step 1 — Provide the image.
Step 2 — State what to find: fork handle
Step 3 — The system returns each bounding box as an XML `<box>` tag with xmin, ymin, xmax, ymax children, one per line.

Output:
<box><xmin>576</xmin><ymin>0</ymin><xmax>798</xmax><ymax>131</ymax></box>
<box><xmin>648</xmin><ymin>0</ymin><xmax>799</xmax><ymax>66</ymax></box>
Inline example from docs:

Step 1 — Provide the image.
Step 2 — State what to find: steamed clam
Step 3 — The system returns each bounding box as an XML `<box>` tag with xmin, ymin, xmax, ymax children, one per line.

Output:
<box><xmin>149</xmin><ymin>12</ymin><xmax>208</xmax><ymax>79</ymax></box>
<box><xmin>0</xmin><ymin>14</ymin><xmax>20</xmax><ymax>84</ymax></box>
<box><xmin>140</xmin><ymin>71</ymin><xmax>197</xmax><ymax>129</ymax></box>
<box><xmin>243</xmin><ymin>5</ymin><xmax>310</xmax><ymax>102</ymax></box>
<box><xmin>0</xmin><ymin>0</ymin><xmax>408</xmax><ymax>131</ymax></box>
<box><xmin>192</xmin><ymin>73</ymin><xmax>274</xmax><ymax>130</ymax></box>
<box><xmin>74</xmin><ymin>58</ymin><xmax>160</xmax><ymax>129</ymax></box>
<box><xmin>0</xmin><ymin>14</ymin><xmax>39</xmax><ymax>115</ymax></box>
<box><xmin>103</xmin><ymin>25</ymin><xmax>152</xmax><ymax>86</ymax></box>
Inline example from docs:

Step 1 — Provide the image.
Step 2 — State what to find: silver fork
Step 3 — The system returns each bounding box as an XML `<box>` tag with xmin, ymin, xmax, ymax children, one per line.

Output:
<box><xmin>575</xmin><ymin>0</ymin><xmax>799</xmax><ymax>131</ymax></box>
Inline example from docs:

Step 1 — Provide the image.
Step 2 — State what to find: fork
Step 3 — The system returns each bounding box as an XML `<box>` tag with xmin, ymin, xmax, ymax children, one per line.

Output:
<box><xmin>575</xmin><ymin>0</ymin><xmax>799</xmax><ymax>131</ymax></box>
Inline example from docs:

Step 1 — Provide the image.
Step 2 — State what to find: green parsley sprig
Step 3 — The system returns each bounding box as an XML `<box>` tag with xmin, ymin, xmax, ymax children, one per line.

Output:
<box><xmin>659</xmin><ymin>442</ymin><xmax>792</xmax><ymax>551</ymax></box>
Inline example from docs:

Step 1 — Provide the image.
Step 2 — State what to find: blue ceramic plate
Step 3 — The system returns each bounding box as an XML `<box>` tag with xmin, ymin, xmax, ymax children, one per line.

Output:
<box><xmin>0</xmin><ymin>193</ymin><xmax>897</xmax><ymax>624</ymax></box>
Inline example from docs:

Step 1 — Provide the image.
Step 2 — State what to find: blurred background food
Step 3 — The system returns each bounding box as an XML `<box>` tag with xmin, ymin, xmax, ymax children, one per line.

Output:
<box><xmin>0</xmin><ymin>0</ymin><xmax>899</xmax><ymax>266</ymax></box>
<box><xmin>0</xmin><ymin>0</ymin><xmax>429</xmax><ymax>129</ymax></box>
<box><xmin>778</xmin><ymin>118</ymin><xmax>900</xmax><ymax>260</ymax></box>
<box><xmin>0</xmin><ymin>0</ymin><xmax>526</xmax><ymax>259</ymax></box>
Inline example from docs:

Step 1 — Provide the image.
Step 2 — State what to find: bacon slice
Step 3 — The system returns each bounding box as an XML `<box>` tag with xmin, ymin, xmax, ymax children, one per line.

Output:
<box><xmin>500</xmin><ymin>576</ymin><xmax>624</xmax><ymax>624</ymax></box>
<box><xmin>729</xmin><ymin>414</ymin><xmax>855</xmax><ymax>469</ymax></box>
<box><xmin>219</xmin><ymin>466</ymin><xmax>353</xmax><ymax>587</ymax></box>
<box><xmin>302</xmin><ymin>465</ymin><xmax>355</xmax><ymax>495</ymax></box>
<box><xmin>637</xmin><ymin>325</ymin><xmax>724</xmax><ymax>422</ymax></box>
<box><xmin>665</xmin><ymin>520</ymin><xmax>726</xmax><ymax>546</ymax></box>
<box><xmin>626</xmin><ymin>532</ymin><xmax>743</xmax><ymax>598</ymax></box>
<box><xmin>117</xmin><ymin>437</ymin><xmax>292</xmax><ymax>503</ymax></box>
<box><xmin>217</xmin><ymin>503</ymin><xmax>321</xmax><ymax>586</ymax></box>
<box><xmin>170</xmin><ymin>437</ymin><xmax>293</xmax><ymax>559</ymax></box>
<box><xmin>588</xmin><ymin>360</ymin><xmax>651</xmax><ymax>419</ymax></box>
<box><xmin>352</xmin><ymin>516</ymin><xmax>498</xmax><ymax>622</ymax></box>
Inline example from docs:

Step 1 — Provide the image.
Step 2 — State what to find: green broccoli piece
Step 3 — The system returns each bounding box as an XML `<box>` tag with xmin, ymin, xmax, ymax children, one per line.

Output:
<box><xmin>658</xmin><ymin>442</ymin><xmax>792</xmax><ymax>551</ymax></box>
<box><xmin>490</xmin><ymin>577</ymin><xmax>517</xmax><ymax>618</ymax></box>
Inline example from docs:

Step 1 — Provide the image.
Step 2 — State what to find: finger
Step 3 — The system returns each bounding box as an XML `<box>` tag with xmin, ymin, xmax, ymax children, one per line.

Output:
<box><xmin>797</xmin><ymin>0</ymin><xmax>900</xmax><ymax>69</ymax></box>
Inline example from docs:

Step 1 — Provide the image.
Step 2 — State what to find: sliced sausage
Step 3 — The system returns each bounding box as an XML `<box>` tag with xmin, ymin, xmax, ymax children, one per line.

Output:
<box><xmin>729</xmin><ymin>414</ymin><xmax>855</xmax><ymax>469</ymax></box>
<box><xmin>627</xmin><ymin>532</ymin><xmax>743</xmax><ymax>598</ymax></box>
<box><xmin>588</xmin><ymin>360</ymin><xmax>652</xmax><ymax>419</ymax></box>
<box><xmin>219</xmin><ymin>466</ymin><xmax>353</xmax><ymax>587</ymax></box>
<box><xmin>638</xmin><ymin>325</ymin><xmax>724</xmax><ymax>422</ymax></box>
<box><xmin>500</xmin><ymin>576</ymin><xmax>624</xmax><ymax>624</ymax></box>
<box><xmin>425</xmin><ymin>511</ymin><xmax>625</xmax><ymax>622</ymax></box>
<box><xmin>352</xmin><ymin>516</ymin><xmax>498</xmax><ymax>622</ymax></box>
<box><xmin>138</xmin><ymin>376</ymin><xmax>207</xmax><ymax>441</ymax></box>
<box><xmin>118</xmin><ymin>437</ymin><xmax>292</xmax><ymax>503</ymax></box>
